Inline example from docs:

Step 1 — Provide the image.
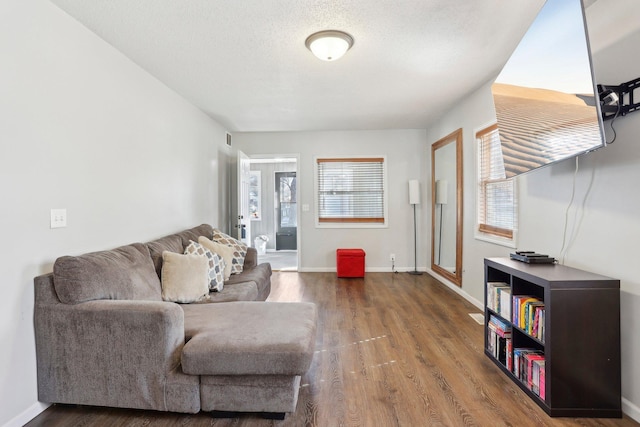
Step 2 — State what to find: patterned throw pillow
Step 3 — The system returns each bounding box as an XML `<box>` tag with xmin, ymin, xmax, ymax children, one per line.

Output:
<box><xmin>211</xmin><ymin>228</ymin><xmax>247</xmax><ymax>275</ymax></box>
<box><xmin>198</xmin><ymin>237</ymin><xmax>234</xmax><ymax>281</ymax></box>
<box><xmin>184</xmin><ymin>241</ymin><xmax>225</xmax><ymax>292</ymax></box>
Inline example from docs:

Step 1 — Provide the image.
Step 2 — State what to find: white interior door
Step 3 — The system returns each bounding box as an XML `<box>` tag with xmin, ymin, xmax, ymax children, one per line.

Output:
<box><xmin>237</xmin><ymin>150</ymin><xmax>251</xmax><ymax>246</ymax></box>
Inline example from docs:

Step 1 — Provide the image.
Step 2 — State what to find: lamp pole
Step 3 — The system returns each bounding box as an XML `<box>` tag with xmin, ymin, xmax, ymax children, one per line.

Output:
<box><xmin>408</xmin><ymin>202</ymin><xmax>422</xmax><ymax>275</ymax></box>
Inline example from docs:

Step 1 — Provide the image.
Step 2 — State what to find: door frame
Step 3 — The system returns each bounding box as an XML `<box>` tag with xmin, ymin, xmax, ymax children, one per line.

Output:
<box><xmin>237</xmin><ymin>150</ymin><xmax>251</xmax><ymax>246</ymax></box>
<box><xmin>247</xmin><ymin>153</ymin><xmax>301</xmax><ymax>268</ymax></box>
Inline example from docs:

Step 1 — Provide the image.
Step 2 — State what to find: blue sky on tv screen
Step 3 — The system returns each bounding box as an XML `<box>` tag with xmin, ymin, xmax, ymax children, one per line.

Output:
<box><xmin>495</xmin><ymin>0</ymin><xmax>594</xmax><ymax>95</ymax></box>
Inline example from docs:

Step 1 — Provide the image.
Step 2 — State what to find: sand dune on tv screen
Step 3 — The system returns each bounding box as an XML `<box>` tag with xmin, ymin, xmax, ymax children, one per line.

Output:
<box><xmin>492</xmin><ymin>83</ymin><xmax>601</xmax><ymax>177</ymax></box>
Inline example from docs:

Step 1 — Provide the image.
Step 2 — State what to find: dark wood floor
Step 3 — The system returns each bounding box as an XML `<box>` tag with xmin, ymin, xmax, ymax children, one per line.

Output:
<box><xmin>27</xmin><ymin>272</ymin><xmax>638</xmax><ymax>427</ymax></box>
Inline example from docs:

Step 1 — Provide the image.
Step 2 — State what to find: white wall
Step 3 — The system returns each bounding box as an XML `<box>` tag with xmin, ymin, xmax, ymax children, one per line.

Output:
<box><xmin>425</xmin><ymin>27</ymin><xmax>640</xmax><ymax>421</ymax></box>
<box><xmin>424</xmin><ymin>83</ymin><xmax>501</xmax><ymax>307</ymax></box>
<box><xmin>520</xmin><ymin>27</ymin><xmax>640</xmax><ymax>420</ymax></box>
<box><xmin>234</xmin><ymin>130</ymin><xmax>426</xmax><ymax>271</ymax></box>
<box><xmin>0</xmin><ymin>1</ymin><xmax>230</xmax><ymax>425</ymax></box>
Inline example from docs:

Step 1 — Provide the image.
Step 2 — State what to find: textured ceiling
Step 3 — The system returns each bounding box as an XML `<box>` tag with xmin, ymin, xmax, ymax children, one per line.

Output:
<box><xmin>50</xmin><ymin>0</ymin><xmax>551</xmax><ymax>132</ymax></box>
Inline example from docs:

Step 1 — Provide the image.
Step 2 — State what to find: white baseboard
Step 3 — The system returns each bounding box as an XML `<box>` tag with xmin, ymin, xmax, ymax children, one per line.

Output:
<box><xmin>297</xmin><ymin>267</ymin><xmax>427</xmax><ymax>273</ymax></box>
<box><xmin>297</xmin><ymin>267</ymin><xmax>333</xmax><ymax>273</ymax></box>
<box><xmin>623</xmin><ymin>397</ymin><xmax>640</xmax><ymax>423</ymax></box>
<box><xmin>2</xmin><ymin>402</ymin><xmax>49</xmax><ymax>427</ymax></box>
<box><xmin>425</xmin><ymin>268</ymin><xmax>483</xmax><ymax>311</ymax></box>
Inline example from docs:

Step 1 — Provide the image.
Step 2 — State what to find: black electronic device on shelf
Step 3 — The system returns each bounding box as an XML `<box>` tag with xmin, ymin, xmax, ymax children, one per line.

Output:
<box><xmin>510</xmin><ymin>251</ymin><xmax>556</xmax><ymax>264</ymax></box>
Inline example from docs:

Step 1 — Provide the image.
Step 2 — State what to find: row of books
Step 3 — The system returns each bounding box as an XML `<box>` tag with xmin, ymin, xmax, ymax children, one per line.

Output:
<box><xmin>487</xmin><ymin>315</ymin><xmax>546</xmax><ymax>400</ymax></box>
<box><xmin>512</xmin><ymin>295</ymin><xmax>545</xmax><ymax>342</ymax></box>
<box><xmin>486</xmin><ymin>282</ymin><xmax>511</xmax><ymax>320</ymax></box>
<box><xmin>513</xmin><ymin>348</ymin><xmax>545</xmax><ymax>400</ymax></box>
<box><xmin>487</xmin><ymin>315</ymin><xmax>512</xmax><ymax>369</ymax></box>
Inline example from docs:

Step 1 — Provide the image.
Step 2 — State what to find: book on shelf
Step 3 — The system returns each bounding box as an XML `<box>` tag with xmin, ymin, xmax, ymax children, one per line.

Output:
<box><xmin>531</xmin><ymin>305</ymin><xmax>545</xmax><ymax>342</ymax></box>
<box><xmin>512</xmin><ymin>348</ymin><xmax>545</xmax><ymax>399</ymax></box>
<box><xmin>513</xmin><ymin>348</ymin><xmax>541</xmax><ymax>380</ymax></box>
<box><xmin>531</xmin><ymin>359</ymin><xmax>546</xmax><ymax>398</ymax></box>
<box><xmin>498</xmin><ymin>287</ymin><xmax>511</xmax><ymax>319</ymax></box>
<box><xmin>512</xmin><ymin>295</ymin><xmax>544</xmax><ymax>341</ymax></box>
<box><xmin>487</xmin><ymin>314</ymin><xmax>512</xmax><ymax>366</ymax></box>
<box><xmin>488</xmin><ymin>314</ymin><xmax>510</xmax><ymax>337</ymax></box>
<box><xmin>539</xmin><ymin>360</ymin><xmax>546</xmax><ymax>400</ymax></box>
<box><xmin>537</xmin><ymin>308</ymin><xmax>545</xmax><ymax>342</ymax></box>
<box><xmin>525</xmin><ymin>301</ymin><xmax>544</xmax><ymax>334</ymax></box>
<box><xmin>525</xmin><ymin>353</ymin><xmax>545</xmax><ymax>392</ymax></box>
<box><xmin>488</xmin><ymin>329</ymin><xmax>511</xmax><ymax>366</ymax></box>
<box><xmin>486</xmin><ymin>282</ymin><xmax>510</xmax><ymax>317</ymax></box>
<box><xmin>514</xmin><ymin>296</ymin><xmax>538</xmax><ymax>329</ymax></box>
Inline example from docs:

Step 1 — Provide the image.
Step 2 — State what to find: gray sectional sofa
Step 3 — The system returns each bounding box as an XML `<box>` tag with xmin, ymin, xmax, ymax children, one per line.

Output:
<box><xmin>34</xmin><ymin>224</ymin><xmax>317</xmax><ymax>418</ymax></box>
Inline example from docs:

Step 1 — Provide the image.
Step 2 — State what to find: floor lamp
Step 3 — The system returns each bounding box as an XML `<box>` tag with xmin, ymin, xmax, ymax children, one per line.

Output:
<box><xmin>408</xmin><ymin>180</ymin><xmax>422</xmax><ymax>275</ymax></box>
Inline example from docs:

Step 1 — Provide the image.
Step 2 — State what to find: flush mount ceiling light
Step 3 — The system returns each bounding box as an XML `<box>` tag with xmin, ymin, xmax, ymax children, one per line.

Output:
<box><xmin>305</xmin><ymin>30</ymin><xmax>354</xmax><ymax>61</ymax></box>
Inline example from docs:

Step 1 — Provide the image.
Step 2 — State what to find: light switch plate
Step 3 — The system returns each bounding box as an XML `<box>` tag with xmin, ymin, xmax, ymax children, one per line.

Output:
<box><xmin>50</xmin><ymin>209</ymin><xmax>67</xmax><ymax>228</ymax></box>
<box><xmin>302</xmin><ymin>204</ymin><xmax>310</xmax><ymax>212</ymax></box>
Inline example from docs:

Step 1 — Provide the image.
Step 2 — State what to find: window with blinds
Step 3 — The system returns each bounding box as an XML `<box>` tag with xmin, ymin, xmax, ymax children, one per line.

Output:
<box><xmin>316</xmin><ymin>157</ymin><xmax>386</xmax><ymax>224</ymax></box>
<box><xmin>477</xmin><ymin>124</ymin><xmax>517</xmax><ymax>239</ymax></box>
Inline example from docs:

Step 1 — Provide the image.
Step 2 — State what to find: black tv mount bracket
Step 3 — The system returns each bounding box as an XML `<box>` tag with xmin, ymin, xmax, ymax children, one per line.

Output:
<box><xmin>597</xmin><ymin>77</ymin><xmax>640</xmax><ymax>121</ymax></box>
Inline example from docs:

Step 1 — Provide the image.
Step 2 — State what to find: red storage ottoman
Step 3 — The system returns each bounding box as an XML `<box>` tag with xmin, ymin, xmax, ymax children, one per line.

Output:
<box><xmin>336</xmin><ymin>249</ymin><xmax>366</xmax><ymax>278</ymax></box>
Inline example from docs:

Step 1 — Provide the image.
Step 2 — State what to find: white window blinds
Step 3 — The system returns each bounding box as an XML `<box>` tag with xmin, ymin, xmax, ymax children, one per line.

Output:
<box><xmin>477</xmin><ymin>125</ymin><xmax>517</xmax><ymax>239</ymax></box>
<box><xmin>316</xmin><ymin>158</ymin><xmax>385</xmax><ymax>223</ymax></box>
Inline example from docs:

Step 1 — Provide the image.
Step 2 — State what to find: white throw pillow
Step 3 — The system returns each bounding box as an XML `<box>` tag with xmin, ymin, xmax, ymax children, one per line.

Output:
<box><xmin>184</xmin><ymin>240</ymin><xmax>225</xmax><ymax>292</ymax></box>
<box><xmin>160</xmin><ymin>251</ymin><xmax>210</xmax><ymax>303</ymax></box>
<box><xmin>198</xmin><ymin>236</ymin><xmax>235</xmax><ymax>281</ymax></box>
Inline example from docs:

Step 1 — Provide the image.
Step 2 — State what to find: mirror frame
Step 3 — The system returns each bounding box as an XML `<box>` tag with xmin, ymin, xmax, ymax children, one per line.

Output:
<box><xmin>431</xmin><ymin>128</ymin><xmax>463</xmax><ymax>286</ymax></box>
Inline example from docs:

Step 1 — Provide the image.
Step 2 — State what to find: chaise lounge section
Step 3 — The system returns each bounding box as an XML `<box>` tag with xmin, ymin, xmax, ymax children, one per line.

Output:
<box><xmin>34</xmin><ymin>224</ymin><xmax>317</xmax><ymax>418</ymax></box>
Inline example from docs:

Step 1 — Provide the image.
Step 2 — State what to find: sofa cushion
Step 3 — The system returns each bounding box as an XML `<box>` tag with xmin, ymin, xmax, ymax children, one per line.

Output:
<box><xmin>53</xmin><ymin>243</ymin><xmax>162</xmax><ymax>304</ymax></box>
<box><xmin>181</xmin><ymin>302</ymin><xmax>317</xmax><ymax>376</ymax></box>
<box><xmin>198</xmin><ymin>237</ymin><xmax>234</xmax><ymax>280</ymax></box>
<box><xmin>176</xmin><ymin>224</ymin><xmax>214</xmax><ymax>247</ymax></box>
<box><xmin>184</xmin><ymin>241</ymin><xmax>225</xmax><ymax>292</ymax></box>
<box><xmin>199</xmin><ymin>375</ymin><xmax>301</xmax><ymax>413</ymax></box>
<box><xmin>224</xmin><ymin>263</ymin><xmax>272</xmax><ymax>288</ymax></box>
<box><xmin>243</xmin><ymin>247</ymin><xmax>258</xmax><ymax>270</ymax></box>
<box><xmin>211</xmin><ymin>229</ymin><xmax>247</xmax><ymax>274</ymax></box>
<box><xmin>196</xmin><ymin>282</ymin><xmax>259</xmax><ymax>305</ymax></box>
<box><xmin>161</xmin><ymin>252</ymin><xmax>210</xmax><ymax>303</ymax></box>
<box><xmin>181</xmin><ymin>281</ymin><xmax>259</xmax><ymax>315</ymax></box>
<box><xmin>146</xmin><ymin>234</ymin><xmax>184</xmax><ymax>278</ymax></box>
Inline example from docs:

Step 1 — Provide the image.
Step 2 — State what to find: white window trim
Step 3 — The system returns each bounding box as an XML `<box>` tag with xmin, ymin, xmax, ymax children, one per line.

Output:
<box><xmin>474</xmin><ymin>122</ymin><xmax>518</xmax><ymax>248</ymax></box>
<box><xmin>314</xmin><ymin>155</ymin><xmax>389</xmax><ymax>229</ymax></box>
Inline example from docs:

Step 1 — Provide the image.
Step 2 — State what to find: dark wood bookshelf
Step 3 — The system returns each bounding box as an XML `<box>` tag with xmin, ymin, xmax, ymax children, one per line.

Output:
<box><xmin>484</xmin><ymin>257</ymin><xmax>621</xmax><ymax>418</ymax></box>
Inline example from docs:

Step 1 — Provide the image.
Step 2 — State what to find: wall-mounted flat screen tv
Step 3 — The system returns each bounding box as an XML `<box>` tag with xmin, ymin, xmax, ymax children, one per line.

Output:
<box><xmin>492</xmin><ymin>0</ymin><xmax>606</xmax><ymax>178</ymax></box>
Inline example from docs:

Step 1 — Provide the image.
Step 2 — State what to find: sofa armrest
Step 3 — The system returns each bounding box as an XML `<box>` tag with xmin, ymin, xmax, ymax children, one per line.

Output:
<box><xmin>244</xmin><ymin>247</ymin><xmax>258</xmax><ymax>269</ymax></box>
<box><xmin>35</xmin><ymin>298</ymin><xmax>190</xmax><ymax>411</ymax></box>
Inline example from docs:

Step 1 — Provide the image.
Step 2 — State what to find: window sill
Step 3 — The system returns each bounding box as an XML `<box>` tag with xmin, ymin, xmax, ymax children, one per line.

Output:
<box><xmin>474</xmin><ymin>231</ymin><xmax>516</xmax><ymax>248</ymax></box>
<box><xmin>316</xmin><ymin>222</ymin><xmax>388</xmax><ymax>229</ymax></box>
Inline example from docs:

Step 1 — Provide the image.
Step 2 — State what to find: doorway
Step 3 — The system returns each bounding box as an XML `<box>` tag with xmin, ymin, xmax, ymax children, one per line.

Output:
<box><xmin>248</xmin><ymin>157</ymin><xmax>299</xmax><ymax>271</ymax></box>
<box><xmin>275</xmin><ymin>171</ymin><xmax>297</xmax><ymax>251</ymax></box>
